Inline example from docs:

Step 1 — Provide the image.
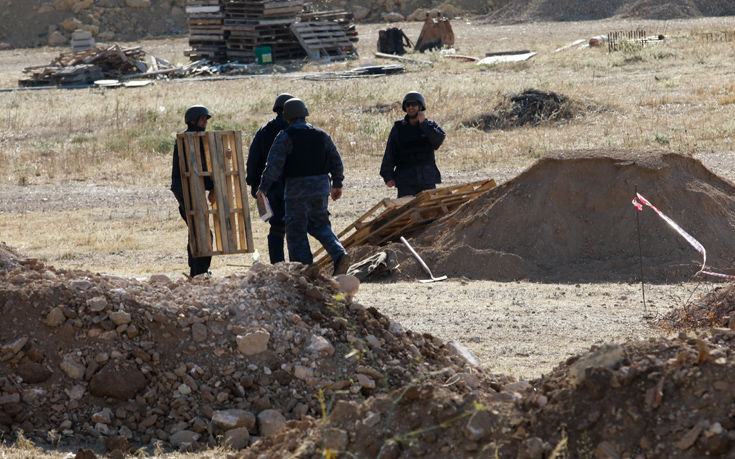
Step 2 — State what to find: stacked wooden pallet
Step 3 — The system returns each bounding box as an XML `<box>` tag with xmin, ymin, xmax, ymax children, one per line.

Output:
<box><xmin>224</xmin><ymin>0</ymin><xmax>306</xmax><ymax>61</ymax></box>
<box><xmin>290</xmin><ymin>21</ymin><xmax>357</xmax><ymax>60</ymax></box>
<box><xmin>185</xmin><ymin>0</ymin><xmax>358</xmax><ymax>63</ymax></box>
<box><xmin>299</xmin><ymin>10</ymin><xmax>357</xmax><ymax>43</ymax></box>
<box><xmin>186</xmin><ymin>0</ymin><xmax>227</xmax><ymax>60</ymax></box>
<box><xmin>313</xmin><ymin>180</ymin><xmax>497</xmax><ymax>268</ymax></box>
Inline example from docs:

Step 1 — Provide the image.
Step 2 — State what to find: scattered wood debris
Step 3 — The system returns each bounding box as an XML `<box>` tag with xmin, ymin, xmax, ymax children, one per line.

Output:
<box><xmin>19</xmin><ymin>44</ymin><xmax>175</xmax><ymax>87</ymax></box>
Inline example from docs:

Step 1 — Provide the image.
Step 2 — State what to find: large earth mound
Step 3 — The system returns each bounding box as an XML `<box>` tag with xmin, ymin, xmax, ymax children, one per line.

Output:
<box><xmin>240</xmin><ymin>331</ymin><xmax>735</xmax><ymax>458</ymax></box>
<box><xmin>0</xmin><ymin>248</ymin><xmax>506</xmax><ymax>454</ymax></box>
<box><xmin>375</xmin><ymin>150</ymin><xmax>735</xmax><ymax>282</ymax></box>
<box><xmin>488</xmin><ymin>0</ymin><xmax>735</xmax><ymax>22</ymax></box>
<box><xmin>4</xmin><ymin>246</ymin><xmax>735</xmax><ymax>457</ymax></box>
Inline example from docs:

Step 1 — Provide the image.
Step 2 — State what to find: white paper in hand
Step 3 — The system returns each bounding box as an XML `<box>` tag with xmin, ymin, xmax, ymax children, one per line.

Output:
<box><xmin>257</xmin><ymin>194</ymin><xmax>273</xmax><ymax>222</ymax></box>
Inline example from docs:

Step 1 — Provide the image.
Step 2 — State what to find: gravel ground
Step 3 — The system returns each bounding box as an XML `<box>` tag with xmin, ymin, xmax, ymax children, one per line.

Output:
<box><xmin>0</xmin><ymin>153</ymin><xmax>730</xmax><ymax>381</ymax></box>
<box><xmin>359</xmin><ymin>279</ymin><xmax>704</xmax><ymax>380</ymax></box>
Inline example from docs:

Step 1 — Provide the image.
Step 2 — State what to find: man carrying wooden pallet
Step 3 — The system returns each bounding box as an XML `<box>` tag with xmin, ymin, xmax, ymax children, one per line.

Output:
<box><xmin>170</xmin><ymin>105</ymin><xmax>216</xmax><ymax>277</ymax></box>
<box><xmin>246</xmin><ymin>93</ymin><xmax>294</xmax><ymax>264</ymax></box>
<box><xmin>256</xmin><ymin>98</ymin><xmax>351</xmax><ymax>276</ymax></box>
<box><xmin>380</xmin><ymin>91</ymin><xmax>446</xmax><ymax>198</ymax></box>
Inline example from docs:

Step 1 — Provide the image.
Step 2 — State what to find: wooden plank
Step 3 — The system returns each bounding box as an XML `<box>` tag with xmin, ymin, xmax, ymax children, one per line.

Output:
<box><xmin>185</xmin><ymin>132</ymin><xmax>212</xmax><ymax>256</ymax></box>
<box><xmin>186</xmin><ymin>6</ymin><xmax>220</xmax><ymax>13</ymax></box>
<box><xmin>209</xmin><ymin>133</ymin><xmax>229</xmax><ymax>253</ymax></box>
<box><xmin>233</xmin><ymin>131</ymin><xmax>254</xmax><ymax>251</ymax></box>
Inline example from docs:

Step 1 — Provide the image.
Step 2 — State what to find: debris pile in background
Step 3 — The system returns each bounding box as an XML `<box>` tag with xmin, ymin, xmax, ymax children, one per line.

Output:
<box><xmin>19</xmin><ymin>44</ymin><xmax>178</xmax><ymax>87</ymax></box>
<box><xmin>463</xmin><ymin>88</ymin><xmax>586</xmax><ymax>131</ymax></box>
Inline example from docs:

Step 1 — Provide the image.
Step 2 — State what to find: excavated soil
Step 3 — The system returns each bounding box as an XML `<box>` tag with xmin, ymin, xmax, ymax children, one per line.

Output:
<box><xmin>0</xmin><ymin>248</ymin><xmax>510</xmax><ymax>455</ymax></box>
<box><xmin>5</xmin><ymin>245</ymin><xmax>735</xmax><ymax>458</ymax></box>
<box><xmin>240</xmin><ymin>332</ymin><xmax>735</xmax><ymax>458</ymax></box>
<box><xmin>359</xmin><ymin>150</ymin><xmax>735</xmax><ymax>283</ymax></box>
<box><xmin>488</xmin><ymin>0</ymin><xmax>735</xmax><ymax>23</ymax></box>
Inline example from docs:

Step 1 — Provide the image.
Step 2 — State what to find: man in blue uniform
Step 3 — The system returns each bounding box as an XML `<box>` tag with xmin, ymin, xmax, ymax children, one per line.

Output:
<box><xmin>257</xmin><ymin>98</ymin><xmax>351</xmax><ymax>275</ymax></box>
<box><xmin>170</xmin><ymin>105</ymin><xmax>215</xmax><ymax>277</ymax></box>
<box><xmin>380</xmin><ymin>91</ymin><xmax>446</xmax><ymax>198</ymax></box>
<box><xmin>246</xmin><ymin>93</ymin><xmax>294</xmax><ymax>264</ymax></box>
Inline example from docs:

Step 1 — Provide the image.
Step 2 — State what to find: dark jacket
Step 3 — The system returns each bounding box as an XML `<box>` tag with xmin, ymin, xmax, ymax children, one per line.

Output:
<box><xmin>171</xmin><ymin>126</ymin><xmax>213</xmax><ymax>203</ymax></box>
<box><xmin>246</xmin><ymin>115</ymin><xmax>287</xmax><ymax>197</ymax></box>
<box><xmin>258</xmin><ymin>120</ymin><xmax>344</xmax><ymax>200</ymax></box>
<box><xmin>380</xmin><ymin>116</ymin><xmax>445</xmax><ymax>187</ymax></box>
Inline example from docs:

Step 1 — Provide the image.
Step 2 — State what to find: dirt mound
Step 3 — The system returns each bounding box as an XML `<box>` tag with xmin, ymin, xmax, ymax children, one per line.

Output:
<box><xmin>240</xmin><ymin>332</ymin><xmax>735</xmax><ymax>458</ymax></box>
<box><xmin>0</xmin><ymin>249</ymin><xmax>503</xmax><ymax>453</ymax></box>
<box><xmin>461</xmin><ymin>88</ymin><xmax>592</xmax><ymax>131</ymax></box>
<box><xmin>525</xmin><ymin>332</ymin><xmax>735</xmax><ymax>458</ymax></box>
<box><xmin>380</xmin><ymin>150</ymin><xmax>735</xmax><ymax>282</ymax></box>
<box><xmin>487</xmin><ymin>0</ymin><xmax>735</xmax><ymax>22</ymax></box>
<box><xmin>662</xmin><ymin>283</ymin><xmax>735</xmax><ymax>331</ymax></box>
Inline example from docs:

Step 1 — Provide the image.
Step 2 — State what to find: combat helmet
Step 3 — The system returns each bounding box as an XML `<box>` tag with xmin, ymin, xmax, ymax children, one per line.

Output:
<box><xmin>184</xmin><ymin>105</ymin><xmax>212</xmax><ymax>124</ymax></box>
<box><xmin>283</xmin><ymin>98</ymin><xmax>309</xmax><ymax>122</ymax></box>
<box><xmin>273</xmin><ymin>93</ymin><xmax>295</xmax><ymax>112</ymax></box>
<box><xmin>402</xmin><ymin>91</ymin><xmax>426</xmax><ymax>111</ymax></box>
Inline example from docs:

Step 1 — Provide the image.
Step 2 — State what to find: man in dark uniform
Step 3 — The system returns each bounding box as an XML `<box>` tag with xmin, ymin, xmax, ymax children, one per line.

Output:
<box><xmin>170</xmin><ymin>105</ymin><xmax>215</xmax><ymax>277</ymax></box>
<box><xmin>257</xmin><ymin>98</ymin><xmax>351</xmax><ymax>276</ymax></box>
<box><xmin>380</xmin><ymin>91</ymin><xmax>446</xmax><ymax>198</ymax></box>
<box><xmin>246</xmin><ymin>93</ymin><xmax>294</xmax><ymax>264</ymax></box>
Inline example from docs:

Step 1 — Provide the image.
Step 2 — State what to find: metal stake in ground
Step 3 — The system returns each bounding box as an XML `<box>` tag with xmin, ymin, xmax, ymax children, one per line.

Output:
<box><xmin>400</xmin><ymin>236</ymin><xmax>447</xmax><ymax>283</ymax></box>
<box><xmin>635</xmin><ymin>185</ymin><xmax>647</xmax><ymax>313</ymax></box>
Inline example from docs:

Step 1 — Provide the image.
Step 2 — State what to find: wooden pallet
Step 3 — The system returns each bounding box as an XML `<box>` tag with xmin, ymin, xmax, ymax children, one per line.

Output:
<box><xmin>290</xmin><ymin>21</ymin><xmax>357</xmax><ymax>60</ymax></box>
<box><xmin>313</xmin><ymin>180</ymin><xmax>496</xmax><ymax>267</ymax></box>
<box><xmin>176</xmin><ymin>130</ymin><xmax>254</xmax><ymax>257</ymax></box>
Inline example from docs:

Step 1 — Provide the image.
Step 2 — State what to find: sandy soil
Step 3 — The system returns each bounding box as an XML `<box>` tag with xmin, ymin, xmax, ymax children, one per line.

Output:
<box><xmin>1</xmin><ymin>158</ymin><xmax>727</xmax><ymax>380</ymax></box>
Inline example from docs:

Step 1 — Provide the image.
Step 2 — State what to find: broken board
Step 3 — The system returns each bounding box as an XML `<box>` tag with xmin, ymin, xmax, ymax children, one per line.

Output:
<box><xmin>314</xmin><ymin>180</ymin><xmax>496</xmax><ymax>268</ymax></box>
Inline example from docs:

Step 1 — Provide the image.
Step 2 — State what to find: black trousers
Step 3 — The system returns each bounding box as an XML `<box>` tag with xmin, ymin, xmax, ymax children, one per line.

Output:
<box><xmin>176</xmin><ymin>197</ymin><xmax>212</xmax><ymax>277</ymax></box>
<box><xmin>396</xmin><ymin>183</ymin><xmax>436</xmax><ymax>198</ymax></box>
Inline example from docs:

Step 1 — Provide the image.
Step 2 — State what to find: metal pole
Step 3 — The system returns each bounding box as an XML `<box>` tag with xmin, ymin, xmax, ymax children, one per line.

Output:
<box><xmin>635</xmin><ymin>186</ymin><xmax>647</xmax><ymax>313</ymax></box>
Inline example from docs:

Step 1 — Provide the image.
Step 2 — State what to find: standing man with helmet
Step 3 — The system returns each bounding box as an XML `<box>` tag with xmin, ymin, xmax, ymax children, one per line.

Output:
<box><xmin>246</xmin><ymin>93</ymin><xmax>294</xmax><ymax>264</ymax></box>
<box><xmin>380</xmin><ymin>91</ymin><xmax>446</xmax><ymax>198</ymax></box>
<box><xmin>256</xmin><ymin>98</ymin><xmax>351</xmax><ymax>275</ymax></box>
<box><xmin>171</xmin><ymin>105</ymin><xmax>215</xmax><ymax>277</ymax></box>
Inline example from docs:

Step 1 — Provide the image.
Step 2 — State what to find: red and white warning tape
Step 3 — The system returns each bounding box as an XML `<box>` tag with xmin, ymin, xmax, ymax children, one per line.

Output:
<box><xmin>632</xmin><ymin>192</ymin><xmax>735</xmax><ymax>280</ymax></box>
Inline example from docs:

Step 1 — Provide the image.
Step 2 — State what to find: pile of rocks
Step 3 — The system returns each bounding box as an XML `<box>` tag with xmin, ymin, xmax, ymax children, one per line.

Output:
<box><xmin>0</xmin><ymin>251</ymin><xmax>496</xmax><ymax>453</ymax></box>
<box><xmin>0</xmin><ymin>0</ymin><xmax>188</xmax><ymax>49</ymax></box>
<box><xmin>5</xmin><ymin>244</ymin><xmax>735</xmax><ymax>457</ymax></box>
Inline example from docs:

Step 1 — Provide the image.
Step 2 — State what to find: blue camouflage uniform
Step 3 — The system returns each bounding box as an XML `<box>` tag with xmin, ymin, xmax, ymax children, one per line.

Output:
<box><xmin>246</xmin><ymin>115</ymin><xmax>287</xmax><ymax>263</ymax></box>
<box><xmin>258</xmin><ymin>119</ymin><xmax>346</xmax><ymax>266</ymax></box>
<box><xmin>380</xmin><ymin>116</ymin><xmax>446</xmax><ymax>198</ymax></box>
<box><xmin>171</xmin><ymin>126</ymin><xmax>213</xmax><ymax>277</ymax></box>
